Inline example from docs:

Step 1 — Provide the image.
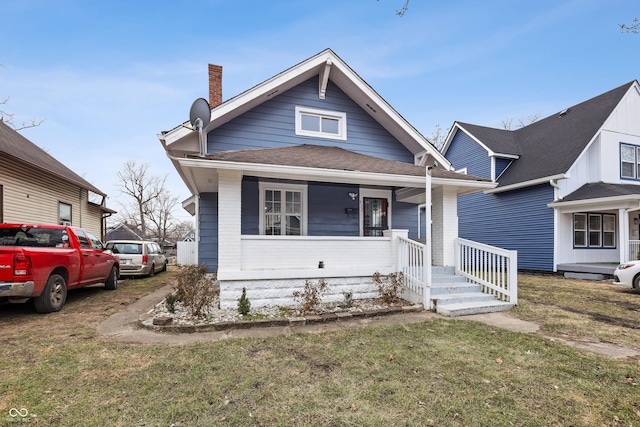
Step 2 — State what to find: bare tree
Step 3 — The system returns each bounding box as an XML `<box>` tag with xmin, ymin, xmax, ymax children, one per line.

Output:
<box><xmin>376</xmin><ymin>0</ymin><xmax>410</xmax><ymax>17</ymax></box>
<box><xmin>0</xmin><ymin>64</ymin><xmax>45</xmax><ymax>130</ymax></box>
<box><xmin>429</xmin><ymin>124</ymin><xmax>450</xmax><ymax>151</ymax></box>
<box><xmin>144</xmin><ymin>189</ymin><xmax>180</xmax><ymax>244</ymax></box>
<box><xmin>620</xmin><ymin>18</ymin><xmax>639</xmax><ymax>33</ymax></box>
<box><xmin>116</xmin><ymin>160</ymin><xmax>167</xmax><ymax>237</ymax></box>
<box><xmin>500</xmin><ymin>113</ymin><xmax>541</xmax><ymax>130</ymax></box>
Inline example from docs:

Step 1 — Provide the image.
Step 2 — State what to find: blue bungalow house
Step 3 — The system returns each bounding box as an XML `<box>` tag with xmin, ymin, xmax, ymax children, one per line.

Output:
<box><xmin>159</xmin><ymin>49</ymin><xmax>516</xmax><ymax>314</ymax></box>
<box><xmin>442</xmin><ymin>81</ymin><xmax>640</xmax><ymax>276</ymax></box>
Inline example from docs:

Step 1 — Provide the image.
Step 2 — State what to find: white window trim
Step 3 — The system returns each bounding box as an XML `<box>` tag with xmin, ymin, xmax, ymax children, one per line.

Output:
<box><xmin>359</xmin><ymin>188</ymin><xmax>392</xmax><ymax>237</ymax></box>
<box><xmin>573</xmin><ymin>213</ymin><xmax>587</xmax><ymax>248</ymax></box>
<box><xmin>258</xmin><ymin>182</ymin><xmax>308</xmax><ymax>236</ymax></box>
<box><xmin>295</xmin><ymin>106</ymin><xmax>347</xmax><ymax>141</ymax></box>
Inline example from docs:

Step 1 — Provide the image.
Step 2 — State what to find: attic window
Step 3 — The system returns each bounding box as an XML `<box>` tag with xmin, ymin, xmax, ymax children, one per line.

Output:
<box><xmin>295</xmin><ymin>106</ymin><xmax>347</xmax><ymax>141</ymax></box>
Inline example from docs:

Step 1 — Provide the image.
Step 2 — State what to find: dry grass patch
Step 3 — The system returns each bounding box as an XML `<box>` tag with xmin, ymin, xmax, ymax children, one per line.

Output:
<box><xmin>1</xmin><ymin>270</ymin><xmax>640</xmax><ymax>425</ymax></box>
<box><xmin>512</xmin><ymin>274</ymin><xmax>640</xmax><ymax>349</ymax></box>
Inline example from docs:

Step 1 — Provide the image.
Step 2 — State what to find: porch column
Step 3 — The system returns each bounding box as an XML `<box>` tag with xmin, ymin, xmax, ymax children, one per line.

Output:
<box><xmin>424</xmin><ymin>168</ymin><xmax>432</xmax><ymax>309</ymax></box>
<box><xmin>431</xmin><ymin>186</ymin><xmax>459</xmax><ymax>266</ymax></box>
<box><xmin>620</xmin><ymin>208</ymin><xmax>629</xmax><ymax>263</ymax></box>
<box><xmin>218</xmin><ymin>170</ymin><xmax>243</xmax><ymax>272</ymax></box>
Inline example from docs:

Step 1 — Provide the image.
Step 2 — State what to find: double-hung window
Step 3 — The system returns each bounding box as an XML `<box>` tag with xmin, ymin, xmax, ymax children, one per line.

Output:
<box><xmin>573</xmin><ymin>213</ymin><xmax>616</xmax><ymax>248</ymax></box>
<box><xmin>259</xmin><ymin>183</ymin><xmax>307</xmax><ymax>236</ymax></box>
<box><xmin>295</xmin><ymin>106</ymin><xmax>346</xmax><ymax>140</ymax></box>
<box><xmin>620</xmin><ymin>143</ymin><xmax>640</xmax><ymax>179</ymax></box>
<box><xmin>59</xmin><ymin>202</ymin><xmax>72</xmax><ymax>225</ymax></box>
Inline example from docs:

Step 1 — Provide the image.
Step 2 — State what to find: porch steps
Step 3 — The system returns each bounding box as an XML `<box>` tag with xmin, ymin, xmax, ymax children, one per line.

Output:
<box><xmin>430</xmin><ymin>266</ymin><xmax>515</xmax><ymax>317</ymax></box>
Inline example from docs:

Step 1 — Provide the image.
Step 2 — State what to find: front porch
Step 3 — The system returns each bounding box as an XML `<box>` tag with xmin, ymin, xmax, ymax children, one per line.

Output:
<box><xmin>217</xmin><ymin>229</ymin><xmax>518</xmax><ymax>317</ymax></box>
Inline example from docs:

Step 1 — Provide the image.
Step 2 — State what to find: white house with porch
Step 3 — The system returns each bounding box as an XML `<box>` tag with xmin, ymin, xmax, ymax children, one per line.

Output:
<box><xmin>158</xmin><ymin>49</ymin><xmax>517</xmax><ymax>316</ymax></box>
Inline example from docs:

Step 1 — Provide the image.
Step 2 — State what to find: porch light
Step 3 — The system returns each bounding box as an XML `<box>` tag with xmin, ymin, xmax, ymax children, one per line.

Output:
<box><xmin>348</xmin><ymin>192</ymin><xmax>358</xmax><ymax>200</ymax></box>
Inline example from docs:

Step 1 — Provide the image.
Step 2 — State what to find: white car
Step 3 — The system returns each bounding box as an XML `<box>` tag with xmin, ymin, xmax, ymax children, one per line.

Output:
<box><xmin>613</xmin><ymin>260</ymin><xmax>640</xmax><ymax>289</ymax></box>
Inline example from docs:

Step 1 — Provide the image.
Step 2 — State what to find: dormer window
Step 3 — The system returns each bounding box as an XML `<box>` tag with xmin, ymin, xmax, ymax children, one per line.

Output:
<box><xmin>295</xmin><ymin>106</ymin><xmax>346</xmax><ymax>140</ymax></box>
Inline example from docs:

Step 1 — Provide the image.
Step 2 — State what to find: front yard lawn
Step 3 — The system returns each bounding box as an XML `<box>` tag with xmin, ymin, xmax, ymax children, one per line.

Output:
<box><xmin>0</xmin><ymin>270</ymin><xmax>639</xmax><ymax>426</ymax></box>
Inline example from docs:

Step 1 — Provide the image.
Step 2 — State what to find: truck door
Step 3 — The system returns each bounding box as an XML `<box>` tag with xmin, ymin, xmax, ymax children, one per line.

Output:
<box><xmin>73</xmin><ymin>229</ymin><xmax>98</xmax><ymax>284</ymax></box>
<box><xmin>85</xmin><ymin>231</ymin><xmax>111</xmax><ymax>279</ymax></box>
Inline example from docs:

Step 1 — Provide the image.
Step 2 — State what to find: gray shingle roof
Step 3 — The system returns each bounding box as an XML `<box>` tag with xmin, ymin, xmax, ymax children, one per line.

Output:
<box><xmin>561</xmin><ymin>182</ymin><xmax>640</xmax><ymax>202</ymax></box>
<box><xmin>0</xmin><ymin>120</ymin><xmax>106</xmax><ymax>196</ymax></box>
<box><xmin>457</xmin><ymin>81</ymin><xmax>635</xmax><ymax>188</ymax></box>
<box><xmin>456</xmin><ymin>123</ymin><xmax>520</xmax><ymax>156</ymax></box>
<box><xmin>208</xmin><ymin>144</ymin><xmax>489</xmax><ymax>183</ymax></box>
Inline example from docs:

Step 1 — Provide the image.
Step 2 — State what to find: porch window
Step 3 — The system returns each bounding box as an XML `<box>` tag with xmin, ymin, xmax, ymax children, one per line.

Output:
<box><xmin>620</xmin><ymin>143</ymin><xmax>640</xmax><ymax>180</ymax></box>
<box><xmin>573</xmin><ymin>213</ymin><xmax>587</xmax><ymax>247</ymax></box>
<box><xmin>259</xmin><ymin>183</ymin><xmax>307</xmax><ymax>236</ymax></box>
<box><xmin>295</xmin><ymin>106</ymin><xmax>346</xmax><ymax>140</ymax></box>
<box><xmin>573</xmin><ymin>212</ymin><xmax>616</xmax><ymax>248</ymax></box>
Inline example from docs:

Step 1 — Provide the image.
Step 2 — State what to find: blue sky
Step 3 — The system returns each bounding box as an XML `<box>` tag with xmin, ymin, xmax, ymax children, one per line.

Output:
<box><xmin>1</xmin><ymin>0</ymin><xmax>638</xmax><ymax>221</ymax></box>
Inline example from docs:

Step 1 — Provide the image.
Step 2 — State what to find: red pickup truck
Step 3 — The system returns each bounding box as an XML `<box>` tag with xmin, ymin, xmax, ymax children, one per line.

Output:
<box><xmin>0</xmin><ymin>224</ymin><xmax>120</xmax><ymax>313</ymax></box>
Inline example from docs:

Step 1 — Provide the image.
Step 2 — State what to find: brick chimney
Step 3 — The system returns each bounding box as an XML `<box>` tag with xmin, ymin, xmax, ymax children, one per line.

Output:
<box><xmin>208</xmin><ymin>64</ymin><xmax>223</xmax><ymax>108</ymax></box>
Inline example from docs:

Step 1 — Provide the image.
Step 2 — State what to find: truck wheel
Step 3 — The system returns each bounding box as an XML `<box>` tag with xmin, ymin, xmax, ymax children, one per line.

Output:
<box><xmin>34</xmin><ymin>274</ymin><xmax>67</xmax><ymax>313</ymax></box>
<box><xmin>105</xmin><ymin>266</ymin><xmax>119</xmax><ymax>290</ymax></box>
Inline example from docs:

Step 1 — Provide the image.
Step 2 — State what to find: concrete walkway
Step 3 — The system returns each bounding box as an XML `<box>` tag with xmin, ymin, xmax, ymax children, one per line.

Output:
<box><xmin>97</xmin><ymin>284</ymin><xmax>640</xmax><ymax>359</ymax></box>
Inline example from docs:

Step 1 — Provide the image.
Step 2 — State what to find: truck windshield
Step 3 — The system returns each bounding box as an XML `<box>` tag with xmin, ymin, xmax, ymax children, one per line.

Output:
<box><xmin>0</xmin><ymin>227</ymin><xmax>68</xmax><ymax>248</ymax></box>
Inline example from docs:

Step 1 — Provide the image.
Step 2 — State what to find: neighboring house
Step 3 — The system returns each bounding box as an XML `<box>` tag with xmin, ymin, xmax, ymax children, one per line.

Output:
<box><xmin>441</xmin><ymin>80</ymin><xmax>640</xmax><ymax>275</ymax></box>
<box><xmin>105</xmin><ymin>222</ymin><xmax>145</xmax><ymax>241</ymax></box>
<box><xmin>0</xmin><ymin>120</ymin><xmax>115</xmax><ymax>239</ymax></box>
<box><xmin>159</xmin><ymin>49</ymin><xmax>514</xmax><ymax>313</ymax></box>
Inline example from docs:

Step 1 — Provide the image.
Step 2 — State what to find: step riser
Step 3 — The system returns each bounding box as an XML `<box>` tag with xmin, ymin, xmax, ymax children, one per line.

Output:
<box><xmin>436</xmin><ymin>303</ymin><xmax>514</xmax><ymax>317</ymax></box>
<box><xmin>431</xmin><ymin>284</ymin><xmax>482</xmax><ymax>295</ymax></box>
<box><xmin>433</xmin><ymin>294</ymin><xmax>496</xmax><ymax>305</ymax></box>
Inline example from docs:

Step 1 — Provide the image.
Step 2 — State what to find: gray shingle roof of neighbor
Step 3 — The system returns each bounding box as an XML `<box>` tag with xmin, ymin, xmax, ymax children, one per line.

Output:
<box><xmin>457</xmin><ymin>81</ymin><xmax>635</xmax><ymax>188</ymax></box>
<box><xmin>456</xmin><ymin>122</ymin><xmax>520</xmax><ymax>156</ymax></box>
<box><xmin>0</xmin><ymin>120</ymin><xmax>106</xmax><ymax>196</ymax></box>
<box><xmin>561</xmin><ymin>182</ymin><xmax>640</xmax><ymax>202</ymax></box>
<box><xmin>208</xmin><ymin>144</ymin><xmax>489</xmax><ymax>183</ymax></box>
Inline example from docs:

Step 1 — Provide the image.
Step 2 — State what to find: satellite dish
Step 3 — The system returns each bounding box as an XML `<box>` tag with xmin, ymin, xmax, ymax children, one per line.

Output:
<box><xmin>189</xmin><ymin>98</ymin><xmax>211</xmax><ymax>157</ymax></box>
<box><xmin>189</xmin><ymin>98</ymin><xmax>211</xmax><ymax>129</ymax></box>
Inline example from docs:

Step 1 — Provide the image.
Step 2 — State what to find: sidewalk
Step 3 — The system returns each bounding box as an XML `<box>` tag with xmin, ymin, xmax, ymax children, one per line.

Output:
<box><xmin>97</xmin><ymin>284</ymin><xmax>640</xmax><ymax>359</ymax></box>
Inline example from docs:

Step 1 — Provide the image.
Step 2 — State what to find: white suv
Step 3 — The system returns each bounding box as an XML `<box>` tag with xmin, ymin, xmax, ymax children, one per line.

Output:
<box><xmin>105</xmin><ymin>240</ymin><xmax>168</xmax><ymax>277</ymax></box>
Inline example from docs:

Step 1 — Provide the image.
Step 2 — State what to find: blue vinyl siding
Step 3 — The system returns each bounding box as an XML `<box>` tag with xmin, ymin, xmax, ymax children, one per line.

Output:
<box><xmin>308</xmin><ymin>183</ymin><xmax>360</xmax><ymax>236</ymax></box>
<box><xmin>495</xmin><ymin>158</ymin><xmax>511</xmax><ymax>179</ymax></box>
<box><xmin>207</xmin><ymin>77</ymin><xmax>414</xmax><ymax>163</ymax></box>
<box><xmin>458</xmin><ymin>184</ymin><xmax>555</xmax><ymax>271</ymax></box>
<box><xmin>446</xmin><ymin>130</ymin><xmax>491</xmax><ymax>179</ymax></box>
<box><xmin>392</xmin><ymin>194</ymin><xmax>420</xmax><ymax>240</ymax></box>
<box><xmin>198</xmin><ymin>192</ymin><xmax>218</xmax><ymax>272</ymax></box>
<box><xmin>239</xmin><ymin>179</ymin><xmax>420</xmax><ymax>238</ymax></box>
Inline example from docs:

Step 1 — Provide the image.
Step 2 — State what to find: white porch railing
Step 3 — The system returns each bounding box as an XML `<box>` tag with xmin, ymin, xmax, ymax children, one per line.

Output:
<box><xmin>397</xmin><ymin>236</ymin><xmax>425</xmax><ymax>303</ymax></box>
<box><xmin>629</xmin><ymin>241</ymin><xmax>640</xmax><ymax>261</ymax></box>
<box><xmin>455</xmin><ymin>238</ymin><xmax>518</xmax><ymax>304</ymax></box>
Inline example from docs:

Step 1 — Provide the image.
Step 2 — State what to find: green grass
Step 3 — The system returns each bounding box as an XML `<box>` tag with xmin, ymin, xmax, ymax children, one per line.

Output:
<box><xmin>1</xmin><ymin>270</ymin><xmax>639</xmax><ymax>426</ymax></box>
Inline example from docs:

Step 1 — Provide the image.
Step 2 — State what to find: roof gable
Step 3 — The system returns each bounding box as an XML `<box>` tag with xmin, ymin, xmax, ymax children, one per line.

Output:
<box><xmin>446</xmin><ymin>81</ymin><xmax>636</xmax><ymax>189</ymax></box>
<box><xmin>0</xmin><ymin>120</ymin><xmax>106</xmax><ymax>196</ymax></box>
<box><xmin>160</xmin><ymin>48</ymin><xmax>450</xmax><ymax>169</ymax></box>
